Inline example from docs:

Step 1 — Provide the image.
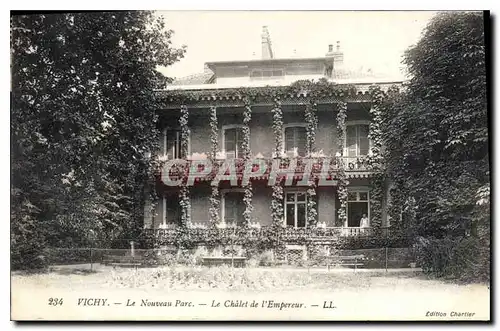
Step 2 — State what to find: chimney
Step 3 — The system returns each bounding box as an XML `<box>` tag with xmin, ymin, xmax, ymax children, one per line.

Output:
<box><xmin>326</xmin><ymin>41</ymin><xmax>343</xmax><ymax>68</ymax></box>
<box><xmin>334</xmin><ymin>41</ymin><xmax>343</xmax><ymax>68</ymax></box>
<box><xmin>326</xmin><ymin>44</ymin><xmax>334</xmax><ymax>55</ymax></box>
<box><xmin>261</xmin><ymin>26</ymin><xmax>274</xmax><ymax>59</ymax></box>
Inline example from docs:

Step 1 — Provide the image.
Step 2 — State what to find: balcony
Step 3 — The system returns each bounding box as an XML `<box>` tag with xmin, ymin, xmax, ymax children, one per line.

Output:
<box><xmin>341</xmin><ymin>156</ymin><xmax>374</xmax><ymax>171</ymax></box>
<box><xmin>160</xmin><ymin>155</ymin><xmax>378</xmax><ymax>185</ymax></box>
<box><xmin>143</xmin><ymin>225</ymin><xmax>394</xmax><ymax>246</ymax></box>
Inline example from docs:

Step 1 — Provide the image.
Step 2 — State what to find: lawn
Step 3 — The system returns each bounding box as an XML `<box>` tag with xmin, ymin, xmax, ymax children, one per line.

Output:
<box><xmin>12</xmin><ymin>264</ymin><xmax>431</xmax><ymax>290</ymax></box>
<box><xmin>11</xmin><ymin>264</ymin><xmax>490</xmax><ymax>321</ymax></box>
<box><xmin>11</xmin><ymin>264</ymin><xmax>489</xmax><ymax>292</ymax></box>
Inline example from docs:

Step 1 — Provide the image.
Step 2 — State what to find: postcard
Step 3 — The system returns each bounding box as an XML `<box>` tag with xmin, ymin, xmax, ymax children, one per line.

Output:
<box><xmin>10</xmin><ymin>10</ymin><xmax>490</xmax><ymax>321</ymax></box>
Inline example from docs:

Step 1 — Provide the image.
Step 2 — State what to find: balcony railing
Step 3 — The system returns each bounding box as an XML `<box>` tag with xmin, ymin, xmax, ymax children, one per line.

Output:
<box><xmin>341</xmin><ymin>156</ymin><xmax>373</xmax><ymax>171</ymax></box>
<box><xmin>143</xmin><ymin>225</ymin><xmax>393</xmax><ymax>245</ymax></box>
<box><xmin>160</xmin><ymin>156</ymin><xmax>378</xmax><ymax>184</ymax></box>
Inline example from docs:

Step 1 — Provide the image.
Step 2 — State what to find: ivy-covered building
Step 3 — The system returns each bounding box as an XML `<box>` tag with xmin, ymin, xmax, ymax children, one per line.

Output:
<box><xmin>144</xmin><ymin>27</ymin><xmax>404</xmax><ymax>251</ymax></box>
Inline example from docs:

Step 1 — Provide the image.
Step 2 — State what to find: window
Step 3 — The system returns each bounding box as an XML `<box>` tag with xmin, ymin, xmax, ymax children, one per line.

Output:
<box><xmin>284</xmin><ymin>125</ymin><xmax>306</xmax><ymax>157</ymax></box>
<box><xmin>223</xmin><ymin>191</ymin><xmax>246</xmax><ymax>226</ymax></box>
<box><xmin>250</xmin><ymin>69</ymin><xmax>284</xmax><ymax>81</ymax></box>
<box><xmin>346</xmin><ymin>124</ymin><xmax>370</xmax><ymax>157</ymax></box>
<box><xmin>346</xmin><ymin>190</ymin><xmax>370</xmax><ymax>227</ymax></box>
<box><xmin>163</xmin><ymin>129</ymin><xmax>187</xmax><ymax>159</ymax></box>
<box><xmin>223</xmin><ymin>126</ymin><xmax>245</xmax><ymax>159</ymax></box>
<box><xmin>161</xmin><ymin>194</ymin><xmax>181</xmax><ymax>227</ymax></box>
<box><xmin>285</xmin><ymin>191</ymin><xmax>307</xmax><ymax>228</ymax></box>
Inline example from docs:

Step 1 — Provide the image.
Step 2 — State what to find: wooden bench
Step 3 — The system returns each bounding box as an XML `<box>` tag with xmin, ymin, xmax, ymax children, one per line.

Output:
<box><xmin>326</xmin><ymin>254</ymin><xmax>365</xmax><ymax>271</ymax></box>
<box><xmin>102</xmin><ymin>255</ymin><xmax>143</xmax><ymax>268</ymax></box>
<box><xmin>202</xmin><ymin>257</ymin><xmax>247</xmax><ymax>268</ymax></box>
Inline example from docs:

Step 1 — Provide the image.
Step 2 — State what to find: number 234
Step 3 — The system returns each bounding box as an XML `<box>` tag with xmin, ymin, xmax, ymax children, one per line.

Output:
<box><xmin>48</xmin><ymin>298</ymin><xmax>63</xmax><ymax>306</ymax></box>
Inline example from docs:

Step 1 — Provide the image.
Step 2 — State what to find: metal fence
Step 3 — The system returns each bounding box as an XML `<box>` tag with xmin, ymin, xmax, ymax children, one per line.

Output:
<box><xmin>43</xmin><ymin>245</ymin><xmax>416</xmax><ymax>272</ymax></box>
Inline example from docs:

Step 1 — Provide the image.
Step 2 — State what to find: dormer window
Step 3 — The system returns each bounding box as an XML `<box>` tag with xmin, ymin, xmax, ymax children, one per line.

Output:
<box><xmin>250</xmin><ymin>68</ymin><xmax>284</xmax><ymax>81</ymax></box>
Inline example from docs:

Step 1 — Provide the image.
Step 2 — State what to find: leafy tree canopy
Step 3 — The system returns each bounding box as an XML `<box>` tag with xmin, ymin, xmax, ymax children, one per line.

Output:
<box><xmin>11</xmin><ymin>11</ymin><xmax>185</xmax><ymax>268</ymax></box>
<box><xmin>382</xmin><ymin>11</ymin><xmax>488</xmax><ymax>237</ymax></box>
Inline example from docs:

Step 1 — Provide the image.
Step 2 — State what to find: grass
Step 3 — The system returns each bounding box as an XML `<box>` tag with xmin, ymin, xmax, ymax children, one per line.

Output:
<box><xmin>11</xmin><ymin>264</ymin><xmax>490</xmax><ymax>321</ymax></box>
<box><xmin>11</xmin><ymin>264</ymin><xmax>467</xmax><ymax>292</ymax></box>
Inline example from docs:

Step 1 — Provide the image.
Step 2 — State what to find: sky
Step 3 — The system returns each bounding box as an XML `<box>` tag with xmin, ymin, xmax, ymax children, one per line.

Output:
<box><xmin>157</xmin><ymin>11</ymin><xmax>439</xmax><ymax>80</ymax></box>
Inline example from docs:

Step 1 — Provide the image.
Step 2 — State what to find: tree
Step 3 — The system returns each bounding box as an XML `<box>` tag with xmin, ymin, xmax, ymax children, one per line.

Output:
<box><xmin>11</xmin><ymin>11</ymin><xmax>185</xmax><ymax>268</ymax></box>
<box><xmin>381</xmin><ymin>12</ymin><xmax>489</xmax><ymax>281</ymax></box>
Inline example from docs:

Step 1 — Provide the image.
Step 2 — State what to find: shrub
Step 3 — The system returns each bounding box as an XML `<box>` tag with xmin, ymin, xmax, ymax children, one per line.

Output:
<box><xmin>414</xmin><ymin>235</ymin><xmax>490</xmax><ymax>283</ymax></box>
<box><xmin>259</xmin><ymin>250</ymin><xmax>275</xmax><ymax>266</ymax></box>
<box><xmin>191</xmin><ymin>246</ymin><xmax>208</xmax><ymax>265</ymax></box>
<box><xmin>143</xmin><ymin>249</ymin><xmax>176</xmax><ymax>266</ymax></box>
<box><xmin>43</xmin><ymin>248</ymin><xmax>91</xmax><ymax>265</ymax></box>
<box><xmin>310</xmin><ymin>246</ymin><xmax>331</xmax><ymax>266</ymax></box>
<box><xmin>447</xmin><ymin>236</ymin><xmax>490</xmax><ymax>283</ymax></box>
<box><xmin>11</xmin><ymin>214</ymin><xmax>48</xmax><ymax>270</ymax></box>
<box><xmin>338</xmin><ymin>234</ymin><xmax>409</xmax><ymax>250</ymax></box>
<box><xmin>176</xmin><ymin>248</ymin><xmax>196</xmax><ymax>266</ymax></box>
<box><xmin>246</xmin><ymin>258</ymin><xmax>259</xmax><ymax>268</ymax></box>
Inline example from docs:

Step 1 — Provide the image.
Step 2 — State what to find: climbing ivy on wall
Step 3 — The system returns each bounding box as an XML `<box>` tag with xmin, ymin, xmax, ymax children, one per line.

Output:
<box><xmin>150</xmin><ymin>80</ymin><xmax>398</xmax><ymax>252</ymax></box>
<box><xmin>242</xmin><ymin>96</ymin><xmax>253</xmax><ymax>229</ymax></box>
<box><xmin>306</xmin><ymin>184</ymin><xmax>318</xmax><ymax>228</ymax></box>
<box><xmin>242</xmin><ymin>97</ymin><xmax>252</xmax><ymax>160</ymax></box>
<box><xmin>271</xmin><ymin>96</ymin><xmax>284</xmax><ymax>157</ymax></box>
<box><xmin>179</xmin><ymin>105</ymin><xmax>191</xmax><ymax>228</ymax></box>
<box><xmin>369</xmin><ymin>175</ymin><xmax>385</xmax><ymax>230</ymax></box>
<box><xmin>270</xmin><ymin>96</ymin><xmax>285</xmax><ymax>232</ymax></box>
<box><xmin>305</xmin><ymin>101</ymin><xmax>319</xmax><ymax>228</ymax></box>
<box><xmin>179</xmin><ymin>184</ymin><xmax>191</xmax><ymax>228</ymax></box>
<box><xmin>368</xmin><ymin>86</ymin><xmax>387</xmax><ymax>229</ymax></box>
<box><xmin>305</xmin><ymin>102</ymin><xmax>318</xmax><ymax>155</ymax></box>
<box><xmin>243</xmin><ymin>182</ymin><xmax>253</xmax><ymax>229</ymax></box>
<box><xmin>368</xmin><ymin>86</ymin><xmax>384</xmax><ymax>170</ymax></box>
<box><xmin>336</xmin><ymin>101</ymin><xmax>348</xmax><ymax>226</ymax></box>
<box><xmin>209</xmin><ymin>186</ymin><xmax>220</xmax><ymax>229</ymax></box>
<box><xmin>208</xmin><ymin>106</ymin><xmax>220</xmax><ymax>228</ymax></box>
<box><xmin>209</xmin><ymin>106</ymin><xmax>218</xmax><ymax>160</ymax></box>
<box><xmin>271</xmin><ymin>184</ymin><xmax>284</xmax><ymax>228</ymax></box>
<box><xmin>180</xmin><ymin>105</ymin><xmax>190</xmax><ymax>157</ymax></box>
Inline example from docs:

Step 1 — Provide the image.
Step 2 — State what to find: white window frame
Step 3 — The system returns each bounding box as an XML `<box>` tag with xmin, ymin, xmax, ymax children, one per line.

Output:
<box><xmin>162</xmin><ymin>127</ymin><xmax>191</xmax><ymax>159</ymax></box>
<box><xmin>221</xmin><ymin>188</ymin><xmax>246</xmax><ymax>225</ymax></box>
<box><xmin>344</xmin><ymin>120</ymin><xmax>371</xmax><ymax>158</ymax></box>
<box><xmin>162</xmin><ymin>195</ymin><xmax>167</xmax><ymax>226</ymax></box>
<box><xmin>283</xmin><ymin>188</ymin><xmax>308</xmax><ymax>228</ymax></box>
<box><xmin>160</xmin><ymin>194</ymin><xmax>183</xmax><ymax>227</ymax></box>
<box><xmin>222</xmin><ymin>124</ymin><xmax>247</xmax><ymax>159</ymax></box>
<box><xmin>282</xmin><ymin>123</ymin><xmax>307</xmax><ymax>157</ymax></box>
<box><xmin>345</xmin><ymin>187</ymin><xmax>370</xmax><ymax>228</ymax></box>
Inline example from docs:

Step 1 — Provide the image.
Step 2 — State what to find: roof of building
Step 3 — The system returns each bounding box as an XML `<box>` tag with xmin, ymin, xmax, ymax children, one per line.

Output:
<box><xmin>168</xmin><ymin>65</ymin><xmax>402</xmax><ymax>91</ymax></box>
<box><xmin>169</xmin><ymin>28</ymin><xmax>404</xmax><ymax>89</ymax></box>
<box><xmin>170</xmin><ymin>70</ymin><xmax>214</xmax><ymax>86</ymax></box>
